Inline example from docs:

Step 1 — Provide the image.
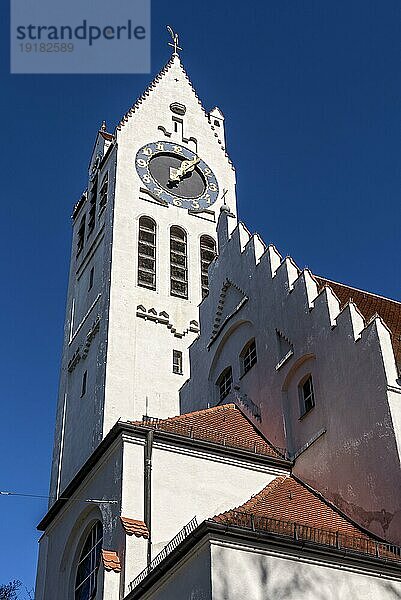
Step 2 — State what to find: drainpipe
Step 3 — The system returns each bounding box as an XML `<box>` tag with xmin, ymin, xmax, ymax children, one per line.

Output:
<box><xmin>144</xmin><ymin>429</ymin><xmax>154</xmax><ymax>565</ymax></box>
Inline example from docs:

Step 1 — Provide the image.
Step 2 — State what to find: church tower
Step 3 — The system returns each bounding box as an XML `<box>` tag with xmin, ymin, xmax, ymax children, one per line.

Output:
<box><xmin>49</xmin><ymin>43</ymin><xmax>238</xmax><ymax>501</ymax></box>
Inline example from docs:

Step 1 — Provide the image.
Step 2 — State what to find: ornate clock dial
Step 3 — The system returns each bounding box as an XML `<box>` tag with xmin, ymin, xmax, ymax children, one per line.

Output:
<box><xmin>135</xmin><ymin>141</ymin><xmax>219</xmax><ymax>210</ymax></box>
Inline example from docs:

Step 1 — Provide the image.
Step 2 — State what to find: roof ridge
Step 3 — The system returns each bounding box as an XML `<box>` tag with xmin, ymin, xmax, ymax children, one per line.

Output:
<box><xmin>157</xmin><ymin>403</ymin><xmax>237</xmax><ymax>423</ymax></box>
<box><xmin>290</xmin><ymin>474</ymin><xmax>387</xmax><ymax>542</ymax></box>
<box><xmin>128</xmin><ymin>403</ymin><xmax>237</xmax><ymax>427</ymax></box>
<box><xmin>239</xmin><ymin>475</ymin><xmax>289</xmax><ymax>512</ymax></box>
<box><xmin>214</xmin><ymin>475</ymin><xmax>288</xmax><ymax>520</ymax></box>
<box><xmin>317</xmin><ymin>276</ymin><xmax>401</xmax><ymax>307</ymax></box>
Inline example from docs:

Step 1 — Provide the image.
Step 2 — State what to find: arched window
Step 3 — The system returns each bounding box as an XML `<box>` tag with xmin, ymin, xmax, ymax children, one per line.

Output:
<box><xmin>170</xmin><ymin>226</ymin><xmax>188</xmax><ymax>298</ymax></box>
<box><xmin>138</xmin><ymin>217</ymin><xmax>156</xmax><ymax>290</ymax></box>
<box><xmin>200</xmin><ymin>235</ymin><xmax>216</xmax><ymax>298</ymax></box>
<box><xmin>240</xmin><ymin>338</ymin><xmax>257</xmax><ymax>376</ymax></box>
<box><xmin>216</xmin><ymin>366</ymin><xmax>233</xmax><ymax>402</ymax></box>
<box><xmin>74</xmin><ymin>521</ymin><xmax>103</xmax><ymax>600</ymax></box>
<box><xmin>298</xmin><ymin>374</ymin><xmax>315</xmax><ymax>417</ymax></box>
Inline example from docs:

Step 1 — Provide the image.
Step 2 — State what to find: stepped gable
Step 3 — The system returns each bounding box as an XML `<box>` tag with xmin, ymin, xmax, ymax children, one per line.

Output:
<box><xmin>115</xmin><ymin>53</ymin><xmax>233</xmax><ymax>168</ymax></box>
<box><xmin>214</xmin><ymin>475</ymin><xmax>370</xmax><ymax>539</ymax></box>
<box><xmin>130</xmin><ymin>404</ymin><xmax>283</xmax><ymax>459</ymax></box>
<box><xmin>317</xmin><ymin>277</ymin><xmax>401</xmax><ymax>366</ymax></box>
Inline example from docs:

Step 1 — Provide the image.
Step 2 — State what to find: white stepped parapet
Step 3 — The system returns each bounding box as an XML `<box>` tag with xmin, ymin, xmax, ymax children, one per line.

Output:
<box><xmin>312</xmin><ymin>285</ymin><xmax>341</xmax><ymax>327</ymax></box>
<box><xmin>241</xmin><ymin>233</ymin><xmax>267</xmax><ymax>272</ymax></box>
<box><xmin>274</xmin><ymin>257</ymin><xmax>300</xmax><ymax>293</ymax></box>
<box><xmin>264</xmin><ymin>244</ymin><xmax>282</xmax><ymax>277</ymax></box>
<box><xmin>229</xmin><ymin>222</ymin><xmax>251</xmax><ymax>253</ymax></box>
<box><xmin>335</xmin><ymin>301</ymin><xmax>365</xmax><ymax>341</ymax></box>
<box><xmin>292</xmin><ymin>269</ymin><xmax>319</xmax><ymax>309</ymax></box>
<box><xmin>251</xmin><ymin>233</ymin><xmax>267</xmax><ymax>265</ymax></box>
<box><xmin>361</xmin><ymin>315</ymin><xmax>399</xmax><ymax>385</ymax></box>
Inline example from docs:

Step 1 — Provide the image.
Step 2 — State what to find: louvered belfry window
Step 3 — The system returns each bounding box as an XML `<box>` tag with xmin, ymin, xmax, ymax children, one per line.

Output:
<box><xmin>138</xmin><ymin>216</ymin><xmax>156</xmax><ymax>290</ymax></box>
<box><xmin>170</xmin><ymin>226</ymin><xmax>188</xmax><ymax>298</ymax></box>
<box><xmin>200</xmin><ymin>235</ymin><xmax>216</xmax><ymax>298</ymax></box>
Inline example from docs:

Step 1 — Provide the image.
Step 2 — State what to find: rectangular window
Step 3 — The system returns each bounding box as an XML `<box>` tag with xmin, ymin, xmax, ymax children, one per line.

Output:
<box><xmin>77</xmin><ymin>215</ymin><xmax>86</xmax><ymax>256</ymax></box>
<box><xmin>87</xmin><ymin>178</ymin><xmax>97</xmax><ymax>236</ymax></box>
<box><xmin>299</xmin><ymin>375</ymin><xmax>315</xmax><ymax>417</ymax></box>
<box><xmin>173</xmin><ymin>350</ymin><xmax>183</xmax><ymax>375</ymax></box>
<box><xmin>88</xmin><ymin>266</ymin><xmax>94</xmax><ymax>291</ymax></box>
<box><xmin>81</xmin><ymin>370</ymin><xmax>87</xmax><ymax>397</ymax></box>
<box><xmin>99</xmin><ymin>173</ymin><xmax>108</xmax><ymax>213</ymax></box>
<box><xmin>217</xmin><ymin>367</ymin><xmax>233</xmax><ymax>402</ymax></box>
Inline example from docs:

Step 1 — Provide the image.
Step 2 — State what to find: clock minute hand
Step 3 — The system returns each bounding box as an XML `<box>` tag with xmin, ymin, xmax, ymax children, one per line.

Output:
<box><xmin>169</xmin><ymin>156</ymin><xmax>200</xmax><ymax>182</ymax></box>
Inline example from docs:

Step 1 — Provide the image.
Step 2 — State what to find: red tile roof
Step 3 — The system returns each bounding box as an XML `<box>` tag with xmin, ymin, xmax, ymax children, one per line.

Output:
<box><xmin>102</xmin><ymin>550</ymin><xmax>121</xmax><ymax>572</ymax></box>
<box><xmin>121</xmin><ymin>517</ymin><xmax>149</xmax><ymax>539</ymax></box>
<box><xmin>212</xmin><ymin>474</ymin><xmax>401</xmax><ymax>562</ymax></box>
<box><xmin>317</xmin><ymin>277</ymin><xmax>401</xmax><ymax>367</ymax></box>
<box><xmin>213</xmin><ymin>476</ymin><xmax>401</xmax><ymax>561</ymax></box>
<box><xmin>130</xmin><ymin>404</ymin><xmax>284</xmax><ymax>459</ymax></box>
<box><xmin>214</xmin><ymin>475</ymin><xmax>364</xmax><ymax>537</ymax></box>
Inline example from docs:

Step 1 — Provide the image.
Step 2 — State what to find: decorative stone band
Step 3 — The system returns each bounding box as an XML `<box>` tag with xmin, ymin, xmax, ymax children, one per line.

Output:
<box><xmin>67</xmin><ymin>315</ymin><xmax>101</xmax><ymax>373</ymax></box>
<box><xmin>208</xmin><ymin>278</ymin><xmax>248</xmax><ymax>347</ymax></box>
<box><xmin>121</xmin><ymin>517</ymin><xmax>149</xmax><ymax>539</ymax></box>
<box><xmin>136</xmin><ymin>305</ymin><xmax>199</xmax><ymax>338</ymax></box>
<box><xmin>101</xmin><ymin>550</ymin><xmax>121</xmax><ymax>573</ymax></box>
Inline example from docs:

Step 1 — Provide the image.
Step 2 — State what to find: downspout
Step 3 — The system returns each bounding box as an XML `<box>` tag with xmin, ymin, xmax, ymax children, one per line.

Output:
<box><xmin>144</xmin><ymin>429</ymin><xmax>153</xmax><ymax>565</ymax></box>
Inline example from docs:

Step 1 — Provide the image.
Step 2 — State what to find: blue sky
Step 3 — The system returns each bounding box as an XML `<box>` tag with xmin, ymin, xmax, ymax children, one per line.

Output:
<box><xmin>1</xmin><ymin>0</ymin><xmax>401</xmax><ymax>591</ymax></box>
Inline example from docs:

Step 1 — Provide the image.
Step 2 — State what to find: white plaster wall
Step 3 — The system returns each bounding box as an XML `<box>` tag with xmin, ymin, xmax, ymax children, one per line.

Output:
<box><xmin>50</xmin><ymin>145</ymin><xmax>117</xmax><ymax>499</ymax></box>
<box><xmin>140</xmin><ymin>542</ymin><xmax>212</xmax><ymax>600</ymax></box>
<box><xmin>51</xmin><ymin>55</ymin><xmax>239</xmax><ymax>498</ymax></box>
<box><xmin>104</xmin><ymin>55</ymin><xmax>237</xmax><ymax>432</ymax></box>
<box><xmin>148</xmin><ymin>443</ymin><xmax>284</xmax><ymax>555</ymax></box>
<box><xmin>211</xmin><ymin>541</ymin><xmax>401</xmax><ymax>600</ymax></box>
<box><xmin>121</xmin><ymin>432</ymin><xmax>288</xmax><ymax>591</ymax></box>
<box><xmin>36</xmin><ymin>439</ymin><xmax>123</xmax><ymax>600</ymax></box>
<box><xmin>181</xmin><ymin>217</ymin><xmax>401</xmax><ymax>542</ymax></box>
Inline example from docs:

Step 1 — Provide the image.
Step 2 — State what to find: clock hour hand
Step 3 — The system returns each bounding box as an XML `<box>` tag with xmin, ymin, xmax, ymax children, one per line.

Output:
<box><xmin>169</xmin><ymin>156</ymin><xmax>200</xmax><ymax>182</ymax></box>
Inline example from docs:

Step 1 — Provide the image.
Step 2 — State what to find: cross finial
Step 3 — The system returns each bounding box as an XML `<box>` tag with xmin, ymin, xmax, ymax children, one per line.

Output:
<box><xmin>167</xmin><ymin>25</ymin><xmax>182</xmax><ymax>56</ymax></box>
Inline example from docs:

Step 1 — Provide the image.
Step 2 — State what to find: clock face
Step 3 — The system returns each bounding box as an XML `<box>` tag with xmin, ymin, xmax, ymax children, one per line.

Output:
<box><xmin>135</xmin><ymin>141</ymin><xmax>219</xmax><ymax>210</ymax></box>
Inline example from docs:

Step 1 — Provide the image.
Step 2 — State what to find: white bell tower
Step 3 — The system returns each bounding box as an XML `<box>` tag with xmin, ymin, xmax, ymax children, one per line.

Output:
<box><xmin>49</xmin><ymin>41</ymin><xmax>238</xmax><ymax>501</ymax></box>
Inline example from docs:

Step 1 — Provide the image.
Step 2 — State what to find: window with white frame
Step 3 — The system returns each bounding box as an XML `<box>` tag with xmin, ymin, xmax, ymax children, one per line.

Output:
<box><xmin>74</xmin><ymin>521</ymin><xmax>103</xmax><ymax>600</ymax></box>
<box><xmin>299</xmin><ymin>374</ymin><xmax>315</xmax><ymax>417</ymax></box>
<box><xmin>216</xmin><ymin>367</ymin><xmax>233</xmax><ymax>402</ymax></box>
<box><xmin>138</xmin><ymin>217</ymin><xmax>156</xmax><ymax>290</ymax></box>
<box><xmin>240</xmin><ymin>339</ymin><xmax>257</xmax><ymax>376</ymax></box>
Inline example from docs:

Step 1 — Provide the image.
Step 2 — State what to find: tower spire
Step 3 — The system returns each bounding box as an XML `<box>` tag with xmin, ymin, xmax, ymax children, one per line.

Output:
<box><xmin>167</xmin><ymin>25</ymin><xmax>182</xmax><ymax>56</ymax></box>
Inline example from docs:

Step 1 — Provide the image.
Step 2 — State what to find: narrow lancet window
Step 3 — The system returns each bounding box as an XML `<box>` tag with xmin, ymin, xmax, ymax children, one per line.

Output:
<box><xmin>170</xmin><ymin>226</ymin><xmax>188</xmax><ymax>298</ymax></box>
<box><xmin>138</xmin><ymin>217</ymin><xmax>156</xmax><ymax>290</ymax></box>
